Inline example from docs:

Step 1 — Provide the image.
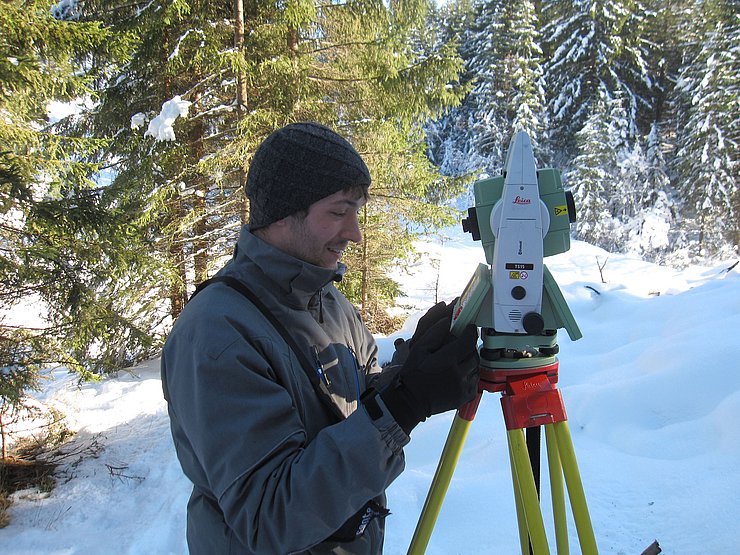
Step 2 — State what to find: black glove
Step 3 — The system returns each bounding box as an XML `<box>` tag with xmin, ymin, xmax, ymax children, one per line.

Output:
<box><xmin>389</xmin><ymin>300</ymin><xmax>457</xmax><ymax>367</ymax></box>
<box><xmin>380</xmin><ymin>318</ymin><xmax>480</xmax><ymax>435</ymax></box>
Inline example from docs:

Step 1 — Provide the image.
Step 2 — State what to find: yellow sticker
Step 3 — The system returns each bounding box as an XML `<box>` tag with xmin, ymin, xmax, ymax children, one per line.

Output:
<box><xmin>509</xmin><ymin>271</ymin><xmax>521</xmax><ymax>279</ymax></box>
<box><xmin>554</xmin><ymin>205</ymin><xmax>568</xmax><ymax>217</ymax></box>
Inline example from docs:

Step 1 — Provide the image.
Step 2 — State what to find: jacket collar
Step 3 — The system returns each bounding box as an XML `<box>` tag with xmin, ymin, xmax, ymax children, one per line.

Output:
<box><xmin>233</xmin><ymin>225</ymin><xmax>345</xmax><ymax>309</ymax></box>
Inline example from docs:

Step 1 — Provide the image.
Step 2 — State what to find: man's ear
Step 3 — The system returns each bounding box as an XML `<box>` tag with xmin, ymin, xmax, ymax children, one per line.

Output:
<box><xmin>257</xmin><ymin>215</ymin><xmax>293</xmax><ymax>247</ymax></box>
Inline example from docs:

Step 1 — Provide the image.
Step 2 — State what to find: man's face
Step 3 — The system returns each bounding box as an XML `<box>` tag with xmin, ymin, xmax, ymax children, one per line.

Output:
<box><xmin>273</xmin><ymin>188</ymin><xmax>367</xmax><ymax>269</ymax></box>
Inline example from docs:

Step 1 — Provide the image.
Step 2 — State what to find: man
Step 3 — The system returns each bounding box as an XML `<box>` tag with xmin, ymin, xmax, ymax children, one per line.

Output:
<box><xmin>161</xmin><ymin>122</ymin><xmax>480</xmax><ymax>554</ymax></box>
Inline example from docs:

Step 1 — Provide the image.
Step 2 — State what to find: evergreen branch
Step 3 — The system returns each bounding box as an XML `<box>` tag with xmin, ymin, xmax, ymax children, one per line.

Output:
<box><xmin>308</xmin><ymin>39</ymin><xmax>382</xmax><ymax>54</ymax></box>
<box><xmin>172</xmin><ymin>68</ymin><xmax>230</xmax><ymax>103</ymax></box>
<box><xmin>307</xmin><ymin>54</ymin><xmax>452</xmax><ymax>84</ymax></box>
<box><xmin>0</xmin><ymin>323</ymin><xmax>61</xmax><ymax>334</ymax></box>
<box><xmin>306</xmin><ymin>73</ymin><xmax>373</xmax><ymax>83</ymax></box>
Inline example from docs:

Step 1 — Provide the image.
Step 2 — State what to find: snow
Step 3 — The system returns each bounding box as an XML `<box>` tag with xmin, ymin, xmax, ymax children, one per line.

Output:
<box><xmin>130</xmin><ymin>112</ymin><xmax>147</xmax><ymax>130</ymax></box>
<box><xmin>2</xmin><ymin>232</ymin><xmax>739</xmax><ymax>554</ymax></box>
<box><xmin>50</xmin><ymin>0</ymin><xmax>80</xmax><ymax>21</ymax></box>
<box><xmin>168</xmin><ymin>29</ymin><xmax>206</xmax><ymax>62</ymax></box>
<box><xmin>142</xmin><ymin>96</ymin><xmax>192</xmax><ymax>142</ymax></box>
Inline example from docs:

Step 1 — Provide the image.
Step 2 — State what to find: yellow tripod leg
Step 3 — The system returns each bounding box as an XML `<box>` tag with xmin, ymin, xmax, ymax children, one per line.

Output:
<box><xmin>508</xmin><ymin>428</ymin><xmax>550</xmax><ymax>555</ymax></box>
<box><xmin>552</xmin><ymin>421</ymin><xmax>599</xmax><ymax>555</ymax></box>
<box><xmin>508</xmin><ymin>441</ymin><xmax>531</xmax><ymax>554</ymax></box>
<box><xmin>545</xmin><ymin>424</ymin><xmax>569</xmax><ymax>554</ymax></box>
<box><xmin>408</xmin><ymin>413</ymin><xmax>472</xmax><ymax>555</ymax></box>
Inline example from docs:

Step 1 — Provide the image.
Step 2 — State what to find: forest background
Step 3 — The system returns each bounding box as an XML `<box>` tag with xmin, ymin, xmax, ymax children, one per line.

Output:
<box><xmin>0</xmin><ymin>0</ymin><xmax>737</xmax><ymax>454</ymax></box>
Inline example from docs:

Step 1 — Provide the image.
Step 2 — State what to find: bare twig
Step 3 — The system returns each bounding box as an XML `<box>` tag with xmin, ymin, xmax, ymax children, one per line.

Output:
<box><xmin>46</xmin><ymin>434</ymin><xmax>104</xmax><ymax>465</ymax></box>
<box><xmin>596</xmin><ymin>256</ymin><xmax>609</xmax><ymax>284</ymax></box>
<box><xmin>105</xmin><ymin>463</ymin><xmax>145</xmax><ymax>484</ymax></box>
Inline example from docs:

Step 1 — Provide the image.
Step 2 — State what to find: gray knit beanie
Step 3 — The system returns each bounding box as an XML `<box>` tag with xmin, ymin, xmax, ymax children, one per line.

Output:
<box><xmin>246</xmin><ymin>122</ymin><xmax>371</xmax><ymax>230</ymax></box>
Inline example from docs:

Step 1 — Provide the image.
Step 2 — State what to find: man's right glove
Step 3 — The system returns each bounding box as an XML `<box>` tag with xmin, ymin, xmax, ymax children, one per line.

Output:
<box><xmin>380</xmin><ymin>318</ymin><xmax>480</xmax><ymax>435</ymax></box>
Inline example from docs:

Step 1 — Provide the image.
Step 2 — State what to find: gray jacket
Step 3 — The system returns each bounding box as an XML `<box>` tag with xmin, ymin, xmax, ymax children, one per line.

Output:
<box><xmin>161</xmin><ymin>227</ymin><xmax>409</xmax><ymax>554</ymax></box>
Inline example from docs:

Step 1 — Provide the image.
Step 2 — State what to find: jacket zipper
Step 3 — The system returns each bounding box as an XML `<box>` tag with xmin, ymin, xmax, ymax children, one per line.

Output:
<box><xmin>347</xmin><ymin>346</ymin><xmax>362</xmax><ymax>403</ymax></box>
<box><xmin>311</xmin><ymin>346</ymin><xmax>331</xmax><ymax>388</ymax></box>
<box><xmin>318</xmin><ymin>287</ymin><xmax>324</xmax><ymax>323</ymax></box>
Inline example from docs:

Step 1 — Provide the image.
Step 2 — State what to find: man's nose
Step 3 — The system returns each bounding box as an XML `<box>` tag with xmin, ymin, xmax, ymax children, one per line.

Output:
<box><xmin>344</xmin><ymin>213</ymin><xmax>363</xmax><ymax>243</ymax></box>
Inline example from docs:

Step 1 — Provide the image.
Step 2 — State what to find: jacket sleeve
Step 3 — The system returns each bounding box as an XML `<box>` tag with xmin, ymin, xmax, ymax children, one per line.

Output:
<box><xmin>162</xmin><ymin>296</ymin><xmax>408</xmax><ymax>554</ymax></box>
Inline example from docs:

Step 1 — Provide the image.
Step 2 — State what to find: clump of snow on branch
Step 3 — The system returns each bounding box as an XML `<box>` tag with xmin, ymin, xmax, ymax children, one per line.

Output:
<box><xmin>131</xmin><ymin>96</ymin><xmax>192</xmax><ymax>142</ymax></box>
<box><xmin>130</xmin><ymin>112</ymin><xmax>147</xmax><ymax>130</ymax></box>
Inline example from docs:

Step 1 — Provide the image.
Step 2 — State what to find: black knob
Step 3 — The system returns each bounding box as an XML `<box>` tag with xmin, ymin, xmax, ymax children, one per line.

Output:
<box><xmin>566</xmin><ymin>190</ymin><xmax>577</xmax><ymax>223</ymax></box>
<box><xmin>461</xmin><ymin>207</ymin><xmax>481</xmax><ymax>241</ymax></box>
<box><xmin>522</xmin><ymin>312</ymin><xmax>545</xmax><ymax>335</ymax></box>
<box><xmin>511</xmin><ymin>286</ymin><xmax>527</xmax><ymax>300</ymax></box>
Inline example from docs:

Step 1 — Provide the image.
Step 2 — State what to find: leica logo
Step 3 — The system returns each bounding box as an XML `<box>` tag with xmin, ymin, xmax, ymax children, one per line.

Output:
<box><xmin>513</xmin><ymin>196</ymin><xmax>531</xmax><ymax>205</ymax></box>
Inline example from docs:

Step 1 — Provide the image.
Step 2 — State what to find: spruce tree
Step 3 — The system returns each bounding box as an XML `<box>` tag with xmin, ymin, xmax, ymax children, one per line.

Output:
<box><xmin>425</xmin><ymin>0</ymin><xmax>490</xmax><ymax>177</ymax></box>
<box><xmin>0</xmin><ymin>0</ymin><xmax>138</xmax><ymax>436</ymax></box>
<box><xmin>673</xmin><ymin>0</ymin><xmax>739</xmax><ymax>256</ymax></box>
<box><xmin>566</xmin><ymin>91</ymin><xmax>619</xmax><ymax>249</ymax></box>
<box><xmin>464</xmin><ymin>0</ymin><xmax>511</xmax><ymax>168</ymax></box>
<box><xmin>74</xmin><ymin>0</ymin><xmax>468</xmax><ymax>332</ymax></box>
<box><xmin>427</xmin><ymin>0</ymin><xmax>547</xmax><ymax>174</ymax></box>
<box><xmin>640</xmin><ymin>0</ymin><xmax>690</xmax><ymax>130</ymax></box>
<box><xmin>73</xmin><ymin>0</ymin><xmax>245</xmax><ymax>321</ymax></box>
<box><xmin>502</xmin><ymin>0</ymin><xmax>547</xmax><ymax>159</ymax></box>
<box><xmin>541</xmin><ymin>0</ymin><xmax>652</xmax><ymax>165</ymax></box>
<box><xmin>624</xmin><ymin>122</ymin><xmax>678</xmax><ymax>260</ymax></box>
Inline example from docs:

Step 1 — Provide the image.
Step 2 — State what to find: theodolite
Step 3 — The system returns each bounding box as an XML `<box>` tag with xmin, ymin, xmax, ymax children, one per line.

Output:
<box><xmin>408</xmin><ymin>131</ymin><xmax>599</xmax><ymax>555</ymax></box>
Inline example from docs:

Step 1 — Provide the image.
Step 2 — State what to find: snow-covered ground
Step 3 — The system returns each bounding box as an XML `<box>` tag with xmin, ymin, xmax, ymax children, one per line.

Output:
<box><xmin>2</xmin><ymin>233</ymin><xmax>739</xmax><ymax>554</ymax></box>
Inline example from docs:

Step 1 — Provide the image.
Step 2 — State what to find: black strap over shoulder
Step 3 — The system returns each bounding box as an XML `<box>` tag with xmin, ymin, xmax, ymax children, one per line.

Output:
<box><xmin>191</xmin><ymin>275</ymin><xmax>345</xmax><ymax>423</ymax></box>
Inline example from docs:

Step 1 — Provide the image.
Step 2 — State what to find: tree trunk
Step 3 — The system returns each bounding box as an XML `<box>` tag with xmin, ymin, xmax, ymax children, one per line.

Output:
<box><xmin>169</xmin><ymin>224</ymin><xmax>188</xmax><ymax>321</ymax></box>
<box><xmin>192</xmin><ymin>183</ymin><xmax>209</xmax><ymax>284</ymax></box>
<box><xmin>360</xmin><ymin>205</ymin><xmax>369</xmax><ymax>319</ymax></box>
<box><xmin>234</xmin><ymin>0</ymin><xmax>248</xmax><ymax>113</ymax></box>
<box><xmin>1</xmin><ymin>410</ymin><xmax>7</xmax><ymax>459</ymax></box>
<box><xmin>234</xmin><ymin>0</ymin><xmax>249</xmax><ymax>224</ymax></box>
<box><xmin>190</xmin><ymin>96</ymin><xmax>210</xmax><ymax>284</ymax></box>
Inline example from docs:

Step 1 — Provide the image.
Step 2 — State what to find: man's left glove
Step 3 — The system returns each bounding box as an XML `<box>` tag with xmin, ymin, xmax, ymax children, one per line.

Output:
<box><xmin>379</xmin><ymin>318</ymin><xmax>480</xmax><ymax>435</ymax></box>
<box><xmin>389</xmin><ymin>300</ymin><xmax>456</xmax><ymax>367</ymax></box>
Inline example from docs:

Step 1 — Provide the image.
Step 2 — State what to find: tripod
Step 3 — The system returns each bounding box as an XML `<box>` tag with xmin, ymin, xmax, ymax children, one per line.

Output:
<box><xmin>407</xmin><ymin>341</ymin><xmax>598</xmax><ymax>555</ymax></box>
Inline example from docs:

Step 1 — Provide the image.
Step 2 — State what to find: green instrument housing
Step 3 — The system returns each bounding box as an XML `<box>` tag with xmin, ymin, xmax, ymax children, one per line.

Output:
<box><xmin>468</xmin><ymin>168</ymin><xmax>574</xmax><ymax>265</ymax></box>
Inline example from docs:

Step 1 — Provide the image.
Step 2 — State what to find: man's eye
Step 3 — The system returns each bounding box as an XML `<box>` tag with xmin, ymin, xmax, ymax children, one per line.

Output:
<box><xmin>332</xmin><ymin>212</ymin><xmax>346</xmax><ymax>217</ymax></box>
